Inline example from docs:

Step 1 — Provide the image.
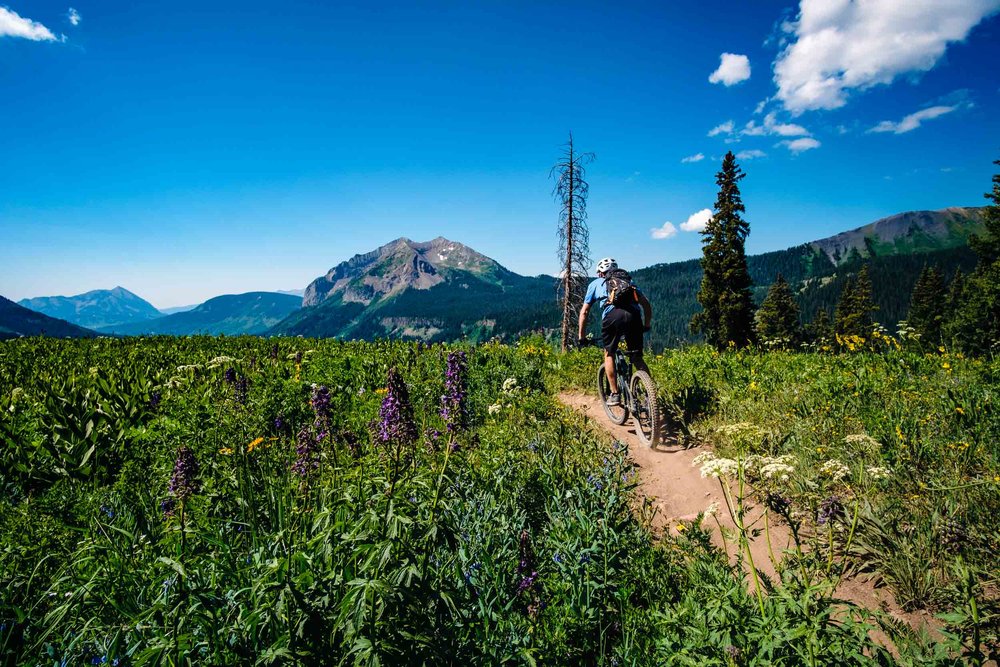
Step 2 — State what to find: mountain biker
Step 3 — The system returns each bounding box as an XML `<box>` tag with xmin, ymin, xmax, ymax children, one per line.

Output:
<box><xmin>578</xmin><ymin>258</ymin><xmax>652</xmax><ymax>407</ymax></box>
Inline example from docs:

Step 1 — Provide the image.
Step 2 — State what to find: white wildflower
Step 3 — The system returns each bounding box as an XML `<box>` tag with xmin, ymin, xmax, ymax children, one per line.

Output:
<box><xmin>502</xmin><ymin>378</ymin><xmax>519</xmax><ymax>393</ymax></box>
<box><xmin>844</xmin><ymin>434</ymin><xmax>880</xmax><ymax>450</ymax></box>
<box><xmin>866</xmin><ymin>465</ymin><xmax>891</xmax><ymax>481</ymax></box>
<box><xmin>760</xmin><ymin>461</ymin><xmax>795</xmax><ymax>482</ymax></box>
<box><xmin>703</xmin><ymin>502</ymin><xmax>720</xmax><ymax>519</ymax></box>
<box><xmin>208</xmin><ymin>355</ymin><xmax>234</xmax><ymax>365</ymax></box>
<box><xmin>700</xmin><ymin>457</ymin><xmax>740</xmax><ymax>479</ymax></box>
<box><xmin>176</xmin><ymin>364</ymin><xmax>202</xmax><ymax>372</ymax></box>
<box><xmin>819</xmin><ymin>459</ymin><xmax>850</xmax><ymax>483</ymax></box>
<box><xmin>487</xmin><ymin>403</ymin><xmax>502</xmax><ymax>415</ymax></box>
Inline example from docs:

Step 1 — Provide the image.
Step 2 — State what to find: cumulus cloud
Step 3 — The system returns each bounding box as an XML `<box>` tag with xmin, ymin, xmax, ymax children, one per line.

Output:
<box><xmin>68</xmin><ymin>8</ymin><xmax>81</xmax><ymax>26</ymax></box>
<box><xmin>773</xmin><ymin>0</ymin><xmax>1000</xmax><ymax>114</ymax></box>
<box><xmin>742</xmin><ymin>112</ymin><xmax>811</xmax><ymax>137</ymax></box>
<box><xmin>709</xmin><ymin>53</ymin><xmax>751</xmax><ymax>86</ymax></box>
<box><xmin>781</xmin><ymin>137</ymin><xmax>821</xmax><ymax>153</ymax></box>
<box><xmin>680</xmin><ymin>209</ymin><xmax>714</xmax><ymax>232</ymax></box>
<box><xmin>0</xmin><ymin>6</ymin><xmax>58</xmax><ymax>40</ymax></box>
<box><xmin>650</xmin><ymin>222</ymin><xmax>679</xmax><ymax>240</ymax></box>
<box><xmin>708</xmin><ymin>120</ymin><xmax>735</xmax><ymax>137</ymax></box>
<box><xmin>736</xmin><ymin>149</ymin><xmax>767</xmax><ymax>160</ymax></box>
<box><xmin>681</xmin><ymin>152</ymin><xmax>705</xmax><ymax>163</ymax></box>
<box><xmin>869</xmin><ymin>105</ymin><xmax>958</xmax><ymax>134</ymax></box>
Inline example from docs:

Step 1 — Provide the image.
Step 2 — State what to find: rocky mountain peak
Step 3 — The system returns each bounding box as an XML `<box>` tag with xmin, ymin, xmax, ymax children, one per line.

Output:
<box><xmin>302</xmin><ymin>237</ymin><xmax>513</xmax><ymax>307</ymax></box>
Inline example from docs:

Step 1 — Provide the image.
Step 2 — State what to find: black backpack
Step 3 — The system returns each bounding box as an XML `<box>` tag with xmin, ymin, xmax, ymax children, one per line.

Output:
<box><xmin>603</xmin><ymin>268</ymin><xmax>637</xmax><ymax>308</ymax></box>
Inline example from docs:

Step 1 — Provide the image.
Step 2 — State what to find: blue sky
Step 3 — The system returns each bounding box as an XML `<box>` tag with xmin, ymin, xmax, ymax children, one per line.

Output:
<box><xmin>2</xmin><ymin>0</ymin><xmax>999</xmax><ymax>308</ymax></box>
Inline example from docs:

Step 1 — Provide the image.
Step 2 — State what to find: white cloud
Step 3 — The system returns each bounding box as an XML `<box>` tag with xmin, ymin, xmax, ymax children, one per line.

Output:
<box><xmin>709</xmin><ymin>53</ymin><xmax>751</xmax><ymax>86</ymax></box>
<box><xmin>736</xmin><ymin>149</ymin><xmax>767</xmax><ymax>160</ymax></box>
<box><xmin>781</xmin><ymin>137</ymin><xmax>821</xmax><ymax>153</ymax></box>
<box><xmin>680</xmin><ymin>209</ymin><xmax>714</xmax><ymax>232</ymax></box>
<box><xmin>742</xmin><ymin>112</ymin><xmax>811</xmax><ymax>137</ymax></box>
<box><xmin>681</xmin><ymin>152</ymin><xmax>705</xmax><ymax>163</ymax></box>
<box><xmin>773</xmin><ymin>0</ymin><xmax>1000</xmax><ymax>114</ymax></box>
<box><xmin>0</xmin><ymin>7</ymin><xmax>58</xmax><ymax>40</ymax></box>
<box><xmin>708</xmin><ymin>120</ymin><xmax>735</xmax><ymax>137</ymax></box>
<box><xmin>869</xmin><ymin>105</ymin><xmax>958</xmax><ymax>134</ymax></box>
<box><xmin>650</xmin><ymin>222</ymin><xmax>678</xmax><ymax>240</ymax></box>
<box><xmin>68</xmin><ymin>8</ymin><xmax>81</xmax><ymax>26</ymax></box>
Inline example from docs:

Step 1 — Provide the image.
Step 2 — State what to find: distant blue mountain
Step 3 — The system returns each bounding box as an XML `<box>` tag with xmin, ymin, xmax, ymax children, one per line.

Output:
<box><xmin>101</xmin><ymin>292</ymin><xmax>303</xmax><ymax>335</ymax></box>
<box><xmin>1</xmin><ymin>295</ymin><xmax>97</xmax><ymax>339</ymax></box>
<box><xmin>19</xmin><ymin>286</ymin><xmax>161</xmax><ymax>329</ymax></box>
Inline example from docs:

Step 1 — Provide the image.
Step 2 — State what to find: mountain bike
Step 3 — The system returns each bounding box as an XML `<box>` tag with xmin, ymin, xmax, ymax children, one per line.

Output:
<box><xmin>581</xmin><ymin>336</ymin><xmax>662</xmax><ymax>447</ymax></box>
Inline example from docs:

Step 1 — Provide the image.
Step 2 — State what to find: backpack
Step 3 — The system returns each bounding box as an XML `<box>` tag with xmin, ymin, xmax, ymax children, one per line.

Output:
<box><xmin>603</xmin><ymin>268</ymin><xmax>638</xmax><ymax>308</ymax></box>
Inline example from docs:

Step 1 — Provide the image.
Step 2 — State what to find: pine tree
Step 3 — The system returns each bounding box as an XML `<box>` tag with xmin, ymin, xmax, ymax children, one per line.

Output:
<box><xmin>952</xmin><ymin>158</ymin><xmax>1000</xmax><ymax>354</ymax></box>
<box><xmin>552</xmin><ymin>134</ymin><xmax>594</xmax><ymax>352</ymax></box>
<box><xmin>691</xmin><ymin>151</ymin><xmax>755</xmax><ymax>349</ymax></box>
<box><xmin>806</xmin><ymin>308</ymin><xmax>833</xmax><ymax>344</ymax></box>
<box><xmin>754</xmin><ymin>273</ymin><xmax>801</xmax><ymax>347</ymax></box>
<box><xmin>834</xmin><ymin>264</ymin><xmax>876</xmax><ymax>338</ymax></box>
<box><xmin>907</xmin><ymin>265</ymin><xmax>946</xmax><ymax>349</ymax></box>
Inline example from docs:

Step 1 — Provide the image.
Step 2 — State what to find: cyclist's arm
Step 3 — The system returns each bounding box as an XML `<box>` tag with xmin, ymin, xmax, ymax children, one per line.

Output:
<box><xmin>638</xmin><ymin>292</ymin><xmax>652</xmax><ymax>330</ymax></box>
<box><xmin>577</xmin><ymin>302</ymin><xmax>591</xmax><ymax>340</ymax></box>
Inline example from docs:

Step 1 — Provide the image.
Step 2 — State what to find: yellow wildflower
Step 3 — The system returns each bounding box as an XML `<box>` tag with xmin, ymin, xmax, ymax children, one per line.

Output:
<box><xmin>247</xmin><ymin>437</ymin><xmax>264</xmax><ymax>453</ymax></box>
<box><xmin>375</xmin><ymin>387</ymin><xmax>388</xmax><ymax>396</ymax></box>
<box><xmin>955</xmin><ymin>407</ymin><xmax>965</xmax><ymax>415</ymax></box>
<box><xmin>675</xmin><ymin>524</ymin><xmax>686</xmax><ymax>533</ymax></box>
<box><xmin>219</xmin><ymin>447</ymin><xmax>233</xmax><ymax>455</ymax></box>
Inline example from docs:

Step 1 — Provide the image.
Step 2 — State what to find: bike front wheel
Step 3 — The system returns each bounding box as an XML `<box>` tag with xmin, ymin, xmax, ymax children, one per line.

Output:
<box><xmin>597</xmin><ymin>365</ymin><xmax>629</xmax><ymax>425</ymax></box>
<box><xmin>630</xmin><ymin>370</ymin><xmax>662</xmax><ymax>447</ymax></box>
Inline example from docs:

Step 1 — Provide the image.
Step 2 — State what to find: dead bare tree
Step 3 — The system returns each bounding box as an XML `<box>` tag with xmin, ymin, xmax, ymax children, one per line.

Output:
<box><xmin>551</xmin><ymin>134</ymin><xmax>594</xmax><ymax>352</ymax></box>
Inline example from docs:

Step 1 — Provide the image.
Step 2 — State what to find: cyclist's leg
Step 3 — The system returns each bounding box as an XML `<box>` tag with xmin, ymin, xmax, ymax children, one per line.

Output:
<box><xmin>624</xmin><ymin>310</ymin><xmax>649</xmax><ymax>374</ymax></box>
<box><xmin>601</xmin><ymin>310</ymin><xmax>626</xmax><ymax>395</ymax></box>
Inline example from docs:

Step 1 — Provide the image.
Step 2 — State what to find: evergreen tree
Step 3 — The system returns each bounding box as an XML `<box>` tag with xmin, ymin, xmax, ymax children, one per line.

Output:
<box><xmin>806</xmin><ymin>308</ymin><xmax>833</xmax><ymax>344</ymax></box>
<box><xmin>906</xmin><ymin>265</ymin><xmax>946</xmax><ymax>349</ymax></box>
<box><xmin>691</xmin><ymin>151</ymin><xmax>755</xmax><ymax>349</ymax></box>
<box><xmin>952</xmin><ymin>159</ymin><xmax>1000</xmax><ymax>354</ymax></box>
<box><xmin>834</xmin><ymin>264</ymin><xmax>876</xmax><ymax>338</ymax></box>
<box><xmin>942</xmin><ymin>270</ymin><xmax>966</xmax><ymax>348</ymax></box>
<box><xmin>754</xmin><ymin>273</ymin><xmax>801</xmax><ymax>347</ymax></box>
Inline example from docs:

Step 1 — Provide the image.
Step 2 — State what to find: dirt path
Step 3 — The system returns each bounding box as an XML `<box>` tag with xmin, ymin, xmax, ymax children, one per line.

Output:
<box><xmin>558</xmin><ymin>390</ymin><xmax>941</xmax><ymax>640</ymax></box>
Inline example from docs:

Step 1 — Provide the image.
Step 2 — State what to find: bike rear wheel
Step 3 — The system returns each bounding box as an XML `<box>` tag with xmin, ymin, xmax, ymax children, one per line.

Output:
<box><xmin>630</xmin><ymin>370</ymin><xmax>661</xmax><ymax>447</ymax></box>
<box><xmin>597</xmin><ymin>365</ymin><xmax>629</xmax><ymax>425</ymax></box>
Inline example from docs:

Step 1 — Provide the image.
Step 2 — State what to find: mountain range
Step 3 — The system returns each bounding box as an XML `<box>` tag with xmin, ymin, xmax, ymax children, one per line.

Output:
<box><xmin>0</xmin><ymin>296</ymin><xmax>96</xmax><ymax>340</ymax></box>
<box><xmin>2</xmin><ymin>206</ymin><xmax>987</xmax><ymax>348</ymax></box>
<box><xmin>99</xmin><ymin>292</ymin><xmax>303</xmax><ymax>336</ymax></box>
<box><xmin>18</xmin><ymin>287</ymin><xmax>160</xmax><ymax>330</ymax></box>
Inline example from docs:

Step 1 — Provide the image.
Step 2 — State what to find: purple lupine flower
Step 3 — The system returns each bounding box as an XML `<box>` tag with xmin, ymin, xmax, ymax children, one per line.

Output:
<box><xmin>376</xmin><ymin>369</ymin><xmax>417</xmax><ymax>448</ymax></box>
<box><xmin>270</xmin><ymin>343</ymin><xmax>279</xmax><ymax>360</ymax></box>
<box><xmin>160</xmin><ymin>497</ymin><xmax>176</xmax><ymax>518</ymax></box>
<box><xmin>234</xmin><ymin>375</ymin><xmax>250</xmax><ymax>405</ymax></box>
<box><xmin>439</xmin><ymin>351</ymin><xmax>468</xmax><ymax>433</ymax></box>
<box><xmin>424</xmin><ymin>427</ymin><xmax>443</xmax><ymax>453</ymax></box>
<box><xmin>817</xmin><ymin>496</ymin><xmax>845</xmax><ymax>525</ymax></box>
<box><xmin>274</xmin><ymin>414</ymin><xmax>285</xmax><ymax>433</ymax></box>
<box><xmin>149</xmin><ymin>391</ymin><xmax>161</xmax><ymax>411</ymax></box>
<box><xmin>168</xmin><ymin>446</ymin><xmax>201</xmax><ymax>502</ymax></box>
<box><xmin>291</xmin><ymin>427</ymin><xmax>319</xmax><ymax>477</ymax></box>
<box><xmin>515</xmin><ymin>529</ymin><xmax>537</xmax><ymax>597</ymax></box>
<box><xmin>312</xmin><ymin>385</ymin><xmax>331</xmax><ymax>441</ymax></box>
<box><xmin>223</xmin><ymin>368</ymin><xmax>237</xmax><ymax>385</ymax></box>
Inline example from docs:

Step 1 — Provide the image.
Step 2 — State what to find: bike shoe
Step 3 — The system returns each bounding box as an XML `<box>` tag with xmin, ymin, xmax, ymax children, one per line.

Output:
<box><xmin>606</xmin><ymin>393</ymin><xmax>621</xmax><ymax>407</ymax></box>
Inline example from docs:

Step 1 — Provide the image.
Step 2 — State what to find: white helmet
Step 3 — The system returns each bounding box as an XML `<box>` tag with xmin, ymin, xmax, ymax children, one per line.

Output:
<box><xmin>596</xmin><ymin>257</ymin><xmax>617</xmax><ymax>273</ymax></box>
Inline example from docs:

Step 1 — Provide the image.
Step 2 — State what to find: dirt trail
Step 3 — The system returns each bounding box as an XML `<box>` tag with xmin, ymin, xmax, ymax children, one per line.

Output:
<box><xmin>558</xmin><ymin>390</ymin><xmax>940</xmax><ymax>639</ymax></box>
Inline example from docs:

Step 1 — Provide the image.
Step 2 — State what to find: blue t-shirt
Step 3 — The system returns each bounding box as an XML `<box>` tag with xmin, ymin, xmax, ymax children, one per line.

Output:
<box><xmin>584</xmin><ymin>277</ymin><xmax>643</xmax><ymax>318</ymax></box>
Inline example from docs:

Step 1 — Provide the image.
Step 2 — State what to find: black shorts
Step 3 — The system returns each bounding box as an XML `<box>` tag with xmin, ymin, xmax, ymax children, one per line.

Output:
<box><xmin>601</xmin><ymin>307</ymin><xmax>643</xmax><ymax>354</ymax></box>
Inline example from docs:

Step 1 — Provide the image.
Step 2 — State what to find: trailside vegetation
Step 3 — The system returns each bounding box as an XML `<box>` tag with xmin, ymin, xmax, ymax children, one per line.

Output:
<box><xmin>691</xmin><ymin>151</ymin><xmax>756</xmax><ymax>349</ymax></box>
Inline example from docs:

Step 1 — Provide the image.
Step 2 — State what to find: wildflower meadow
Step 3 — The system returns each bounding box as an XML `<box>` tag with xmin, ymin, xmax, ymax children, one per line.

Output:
<box><xmin>0</xmin><ymin>335</ymin><xmax>997</xmax><ymax>665</ymax></box>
